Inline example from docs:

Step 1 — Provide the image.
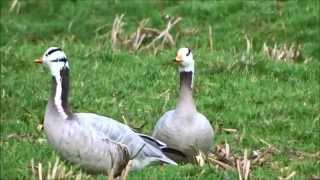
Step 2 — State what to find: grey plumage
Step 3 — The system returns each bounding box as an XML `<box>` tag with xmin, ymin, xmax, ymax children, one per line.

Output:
<box><xmin>152</xmin><ymin>48</ymin><xmax>214</xmax><ymax>163</ymax></box>
<box><xmin>37</xmin><ymin>47</ymin><xmax>176</xmax><ymax>178</ymax></box>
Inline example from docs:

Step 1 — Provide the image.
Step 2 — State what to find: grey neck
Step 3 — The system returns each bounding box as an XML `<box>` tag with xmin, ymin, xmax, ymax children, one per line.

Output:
<box><xmin>47</xmin><ymin>67</ymin><xmax>72</xmax><ymax>118</ymax></box>
<box><xmin>176</xmin><ymin>71</ymin><xmax>196</xmax><ymax>113</ymax></box>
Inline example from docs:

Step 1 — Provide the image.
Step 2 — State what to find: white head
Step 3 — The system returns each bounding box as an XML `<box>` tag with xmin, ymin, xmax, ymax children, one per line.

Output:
<box><xmin>35</xmin><ymin>47</ymin><xmax>69</xmax><ymax>76</ymax></box>
<box><xmin>175</xmin><ymin>47</ymin><xmax>194</xmax><ymax>72</ymax></box>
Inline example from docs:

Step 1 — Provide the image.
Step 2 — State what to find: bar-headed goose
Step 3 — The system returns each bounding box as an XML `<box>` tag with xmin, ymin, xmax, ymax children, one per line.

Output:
<box><xmin>152</xmin><ymin>48</ymin><xmax>214</xmax><ymax>163</ymax></box>
<box><xmin>35</xmin><ymin>47</ymin><xmax>177</xmax><ymax>178</ymax></box>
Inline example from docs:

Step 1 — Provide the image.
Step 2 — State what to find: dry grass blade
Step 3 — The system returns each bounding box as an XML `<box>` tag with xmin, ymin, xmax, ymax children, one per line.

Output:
<box><xmin>119</xmin><ymin>160</ymin><xmax>132</xmax><ymax>180</ymax></box>
<box><xmin>9</xmin><ymin>0</ymin><xmax>19</xmax><ymax>13</ymax></box>
<box><xmin>180</xmin><ymin>27</ymin><xmax>199</xmax><ymax>36</ymax></box>
<box><xmin>160</xmin><ymin>89</ymin><xmax>171</xmax><ymax>112</ymax></box>
<box><xmin>75</xmin><ymin>171</ymin><xmax>82</xmax><ymax>180</ymax></box>
<box><xmin>208</xmin><ymin>25</ymin><xmax>213</xmax><ymax>51</ymax></box>
<box><xmin>310</xmin><ymin>175</ymin><xmax>320</xmax><ymax>180</ymax></box>
<box><xmin>278</xmin><ymin>171</ymin><xmax>296</xmax><ymax>180</ymax></box>
<box><xmin>236</xmin><ymin>150</ymin><xmax>251</xmax><ymax>180</ymax></box>
<box><xmin>30</xmin><ymin>158</ymin><xmax>93</xmax><ymax>180</ymax></box>
<box><xmin>293</xmin><ymin>150</ymin><xmax>320</xmax><ymax>159</ymax></box>
<box><xmin>31</xmin><ymin>159</ymin><xmax>36</xmax><ymax>180</ymax></box>
<box><xmin>237</xmin><ymin>159</ymin><xmax>243</xmax><ymax>180</ymax></box>
<box><xmin>243</xmin><ymin>149</ymin><xmax>251</xmax><ymax>180</ymax></box>
<box><xmin>258</xmin><ymin>138</ymin><xmax>280</xmax><ymax>153</ymax></box>
<box><xmin>51</xmin><ymin>157</ymin><xmax>59</xmax><ymax>179</ymax></box>
<box><xmin>142</xmin><ymin>16</ymin><xmax>182</xmax><ymax>50</ymax></box>
<box><xmin>195</xmin><ymin>150</ymin><xmax>206</xmax><ymax>167</ymax></box>
<box><xmin>222</xmin><ymin>128</ymin><xmax>237</xmax><ymax>133</ymax></box>
<box><xmin>262</xmin><ymin>42</ymin><xmax>303</xmax><ymax>62</ymax></box>
<box><xmin>225</xmin><ymin>142</ymin><xmax>230</xmax><ymax>159</ymax></box>
<box><xmin>250</xmin><ymin>143</ymin><xmax>280</xmax><ymax>167</ymax></box>
<box><xmin>38</xmin><ymin>163</ymin><xmax>42</xmax><ymax>180</ymax></box>
<box><xmin>251</xmin><ymin>149</ymin><xmax>267</xmax><ymax>165</ymax></box>
<box><xmin>207</xmin><ymin>141</ymin><xmax>236</xmax><ymax>170</ymax></box>
<box><xmin>5</xmin><ymin>132</ymin><xmax>38</xmax><ymax>142</ymax></box>
<box><xmin>110</xmin><ymin>15</ymin><xmax>183</xmax><ymax>52</ymax></box>
<box><xmin>207</xmin><ymin>141</ymin><xmax>299</xmax><ymax>179</ymax></box>
<box><xmin>244</xmin><ymin>161</ymin><xmax>251</xmax><ymax>180</ymax></box>
<box><xmin>215</xmin><ymin>141</ymin><xmax>232</xmax><ymax>162</ymax></box>
<box><xmin>244</xmin><ymin>34</ymin><xmax>252</xmax><ymax>54</ymax></box>
<box><xmin>276</xmin><ymin>0</ymin><xmax>284</xmax><ymax>16</ymax></box>
<box><xmin>207</xmin><ymin>157</ymin><xmax>234</xmax><ymax>170</ymax></box>
<box><xmin>213</xmin><ymin>147</ymin><xmax>251</xmax><ymax>180</ymax></box>
<box><xmin>64</xmin><ymin>168</ymin><xmax>74</xmax><ymax>178</ymax></box>
<box><xmin>46</xmin><ymin>161</ymin><xmax>51</xmax><ymax>180</ymax></box>
<box><xmin>128</xmin><ymin>19</ymin><xmax>149</xmax><ymax>50</ymax></box>
<box><xmin>60</xmin><ymin>165</ymin><xmax>67</xmax><ymax>178</ymax></box>
<box><xmin>111</xmin><ymin>14</ymin><xmax>125</xmax><ymax>49</ymax></box>
<box><xmin>108</xmin><ymin>168</ymin><xmax>114</xmax><ymax>180</ymax></box>
<box><xmin>141</xmin><ymin>27</ymin><xmax>161</xmax><ymax>35</ymax></box>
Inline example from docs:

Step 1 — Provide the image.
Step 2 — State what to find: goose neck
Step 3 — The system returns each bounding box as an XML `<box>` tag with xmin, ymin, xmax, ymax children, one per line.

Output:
<box><xmin>48</xmin><ymin>67</ymin><xmax>72</xmax><ymax>119</ymax></box>
<box><xmin>176</xmin><ymin>71</ymin><xmax>196</xmax><ymax>112</ymax></box>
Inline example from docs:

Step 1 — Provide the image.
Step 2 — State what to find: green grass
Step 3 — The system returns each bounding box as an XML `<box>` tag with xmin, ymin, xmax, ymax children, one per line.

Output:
<box><xmin>1</xmin><ymin>0</ymin><xmax>319</xmax><ymax>179</ymax></box>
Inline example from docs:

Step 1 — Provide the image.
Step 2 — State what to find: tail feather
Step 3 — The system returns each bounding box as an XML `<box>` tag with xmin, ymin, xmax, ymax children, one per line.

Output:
<box><xmin>162</xmin><ymin>147</ymin><xmax>187</xmax><ymax>158</ymax></box>
<box><xmin>156</xmin><ymin>156</ymin><xmax>177</xmax><ymax>165</ymax></box>
<box><xmin>137</xmin><ymin>133</ymin><xmax>166</xmax><ymax>148</ymax></box>
<box><xmin>137</xmin><ymin>133</ymin><xmax>185</xmax><ymax>165</ymax></box>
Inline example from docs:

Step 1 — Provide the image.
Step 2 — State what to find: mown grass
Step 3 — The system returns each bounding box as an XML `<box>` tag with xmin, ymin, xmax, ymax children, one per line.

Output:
<box><xmin>1</xmin><ymin>0</ymin><xmax>319</xmax><ymax>179</ymax></box>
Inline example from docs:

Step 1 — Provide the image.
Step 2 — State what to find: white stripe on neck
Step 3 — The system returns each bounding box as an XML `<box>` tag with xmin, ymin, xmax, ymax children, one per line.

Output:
<box><xmin>54</xmin><ymin>75</ymin><xmax>68</xmax><ymax>119</ymax></box>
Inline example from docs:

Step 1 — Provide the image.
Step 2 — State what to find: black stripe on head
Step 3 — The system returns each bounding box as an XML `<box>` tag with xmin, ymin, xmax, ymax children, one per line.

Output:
<box><xmin>186</xmin><ymin>48</ymin><xmax>191</xmax><ymax>56</ymax></box>
<box><xmin>46</xmin><ymin>48</ymin><xmax>62</xmax><ymax>56</ymax></box>
<box><xmin>51</xmin><ymin>58</ymin><xmax>67</xmax><ymax>63</ymax></box>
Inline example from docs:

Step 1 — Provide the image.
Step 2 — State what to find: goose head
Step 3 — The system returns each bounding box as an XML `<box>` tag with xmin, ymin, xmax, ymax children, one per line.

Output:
<box><xmin>174</xmin><ymin>47</ymin><xmax>194</xmax><ymax>72</ymax></box>
<box><xmin>35</xmin><ymin>47</ymin><xmax>69</xmax><ymax>76</ymax></box>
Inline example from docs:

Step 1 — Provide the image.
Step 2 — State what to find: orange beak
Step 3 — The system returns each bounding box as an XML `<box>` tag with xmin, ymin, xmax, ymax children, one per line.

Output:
<box><xmin>174</xmin><ymin>54</ymin><xmax>182</xmax><ymax>63</ymax></box>
<box><xmin>34</xmin><ymin>57</ymin><xmax>43</xmax><ymax>64</ymax></box>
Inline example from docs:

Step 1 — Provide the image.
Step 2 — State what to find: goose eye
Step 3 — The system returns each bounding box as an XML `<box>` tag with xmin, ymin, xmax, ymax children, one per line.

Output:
<box><xmin>51</xmin><ymin>58</ymin><xmax>67</xmax><ymax>63</ymax></box>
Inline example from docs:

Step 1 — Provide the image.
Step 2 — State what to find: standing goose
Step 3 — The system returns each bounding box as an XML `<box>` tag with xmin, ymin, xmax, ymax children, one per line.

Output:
<box><xmin>152</xmin><ymin>48</ymin><xmax>214</xmax><ymax>163</ymax></box>
<box><xmin>35</xmin><ymin>47</ymin><xmax>177</xmax><ymax>178</ymax></box>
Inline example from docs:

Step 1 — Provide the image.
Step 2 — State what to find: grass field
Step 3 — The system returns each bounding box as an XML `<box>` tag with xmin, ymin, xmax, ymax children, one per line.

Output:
<box><xmin>1</xmin><ymin>0</ymin><xmax>319</xmax><ymax>179</ymax></box>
